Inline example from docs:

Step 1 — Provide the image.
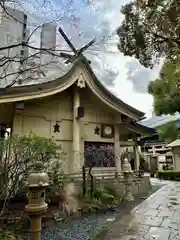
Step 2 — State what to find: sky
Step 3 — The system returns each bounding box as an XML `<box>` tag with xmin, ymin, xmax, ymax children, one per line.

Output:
<box><xmin>83</xmin><ymin>0</ymin><xmax>162</xmax><ymax>118</ymax></box>
<box><xmin>10</xmin><ymin>0</ymin><xmax>163</xmax><ymax>117</ymax></box>
<box><xmin>56</xmin><ymin>0</ymin><xmax>163</xmax><ymax>118</ymax></box>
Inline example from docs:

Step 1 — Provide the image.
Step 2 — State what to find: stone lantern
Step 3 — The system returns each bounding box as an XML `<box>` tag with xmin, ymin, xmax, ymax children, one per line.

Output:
<box><xmin>122</xmin><ymin>158</ymin><xmax>134</xmax><ymax>201</ymax></box>
<box><xmin>25</xmin><ymin>162</ymin><xmax>49</xmax><ymax>240</ymax></box>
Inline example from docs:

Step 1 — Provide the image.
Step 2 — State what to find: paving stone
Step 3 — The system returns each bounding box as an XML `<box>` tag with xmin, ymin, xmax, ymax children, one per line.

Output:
<box><xmin>109</xmin><ymin>179</ymin><xmax>180</xmax><ymax>240</ymax></box>
<box><xmin>169</xmin><ymin>230</ymin><xmax>180</xmax><ymax>240</ymax></box>
<box><xmin>161</xmin><ymin>220</ymin><xmax>179</xmax><ymax>230</ymax></box>
<box><xmin>160</xmin><ymin>216</ymin><xmax>180</xmax><ymax>229</ymax></box>
<box><xmin>116</xmin><ymin>236</ymin><xmax>144</xmax><ymax>240</ymax></box>
<box><xmin>135</xmin><ymin>224</ymin><xmax>150</xmax><ymax>237</ymax></box>
<box><xmin>144</xmin><ymin>226</ymin><xmax>171</xmax><ymax>240</ymax></box>
<box><xmin>143</xmin><ymin>209</ymin><xmax>160</xmax><ymax>217</ymax></box>
<box><xmin>137</xmin><ymin>216</ymin><xmax>163</xmax><ymax>226</ymax></box>
<box><xmin>157</xmin><ymin>209</ymin><xmax>174</xmax><ymax>217</ymax></box>
<box><xmin>172</xmin><ymin>212</ymin><xmax>180</xmax><ymax>222</ymax></box>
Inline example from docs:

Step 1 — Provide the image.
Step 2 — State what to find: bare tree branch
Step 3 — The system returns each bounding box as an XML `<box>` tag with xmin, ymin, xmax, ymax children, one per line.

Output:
<box><xmin>0</xmin><ymin>0</ymin><xmax>113</xmax><ymax>88</ymax></box>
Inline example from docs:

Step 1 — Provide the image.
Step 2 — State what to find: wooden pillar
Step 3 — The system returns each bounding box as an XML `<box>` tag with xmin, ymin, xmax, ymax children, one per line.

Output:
<box><xmin>134</xmin><ymin>142</ymin><xmax>140</xmax><ymax>171</ymax></box>
<box><xmin>172</xmin><ymin>150</ymin><xmax>177</xmax><ymax>170</ymax></box>
<box><xmin>72</xmin><ymin>86</ymin><xmax>80</xmax><ymax>173</ymax></box>
<box><xmin>114</xmin><ymin>124</ymin><xmax>121</xmax><ymax>175</ymax></box>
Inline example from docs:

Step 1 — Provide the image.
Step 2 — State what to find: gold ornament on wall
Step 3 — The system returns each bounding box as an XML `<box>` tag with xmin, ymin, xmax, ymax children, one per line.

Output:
<box><xmin>101</xmin><ymin>124</ymin><xmax>114</xmax><ymax>138</ymax></box>
<box><xmin>77</xmin><ymin>73</ymin><xmax>85</xmax><ymax>88</ymax></box>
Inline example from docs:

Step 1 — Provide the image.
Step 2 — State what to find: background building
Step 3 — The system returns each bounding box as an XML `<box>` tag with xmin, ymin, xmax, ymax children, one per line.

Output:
<box><xmin>138</xmin><ymin>114</ymin><xmax>180</xmax><ymax>170</ymax></box>
<box><xmin>0</xmin><ymin>6</ymin><xmax>29</xmax><ymax>86</ymax></box>
<box><xmin>139</xmin><ymin>113</ymin><xmax>180</xmax><ymax>129</ymax></box>
<box><xmin>0</xmin><ymin>6</ymin><xmax>58</xmax><ymax>87</ymax></box>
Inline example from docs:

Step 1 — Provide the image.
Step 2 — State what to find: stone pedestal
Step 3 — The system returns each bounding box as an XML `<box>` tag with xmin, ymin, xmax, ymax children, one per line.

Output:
<box><xmin>124</xmin><ymin>172</ymin><xmax>134</xmax><ymax>201</ymax></box>
<box><xmin>122</xmin><ymin>158</ymin><xmax>134</xmax><ymax>201</ymax></box>
<box><xmin>25</xmin><ymin>162</ymin><xmax>49</xmax><ymax>240</ymax></box>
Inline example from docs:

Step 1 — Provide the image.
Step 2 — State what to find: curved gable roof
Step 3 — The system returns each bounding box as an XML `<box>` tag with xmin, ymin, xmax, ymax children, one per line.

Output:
<box><xmin>0</xmin><ymin>58</ymin><xmax>144</xmax><ymax>120</ymax></box>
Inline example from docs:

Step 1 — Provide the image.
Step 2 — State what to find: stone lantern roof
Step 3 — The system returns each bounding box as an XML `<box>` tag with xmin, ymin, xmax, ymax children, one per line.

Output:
<box><xmin>27</xmin><ymin>162</ymin><xmax>49</xmax><ymax>188</ymax></box>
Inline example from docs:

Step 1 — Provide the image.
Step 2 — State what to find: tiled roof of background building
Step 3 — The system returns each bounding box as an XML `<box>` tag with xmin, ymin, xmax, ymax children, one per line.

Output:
<box><xmin>139</xmin><ymin>113</ymin><xmax>180</xmax><ymax>128</ymax></box>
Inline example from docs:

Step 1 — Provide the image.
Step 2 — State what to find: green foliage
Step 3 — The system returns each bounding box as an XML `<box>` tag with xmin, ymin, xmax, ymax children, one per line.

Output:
<box><xmin>82</xmin><ymin>198</ymin><xmax>101</xmax><ymax>213</ymax></box>
<box><xmin>157</xmin><ymin>121</ymin><xmax>179</xmax><ymax>143</ymax></box>
<box><xmin>103</xmin><ymin>186</ymin><xmax>120</xmax><ymax>201</ymax></box>
<box><xmin>117</xmin><ymin>0</ymin><xmax>180</xmax><ymax>68</ymax></box>
<box><xmin>93</xmin><ymin>188</ymin><xmax>115</xmax><ymax>205</ymax></box>
<box><xmin>157</xmin><ymin>170</ymin><xmax>180</xmax><ymax>181</ymax></box>
<box><xmin>0</xmin><ymin>134</ymin><xmax>66</xmax><ymax>201</ymax></box>
<box><xmin>148</xmin><ymin>58</ymin><xmax>180</xmax><ymax>115</ymax></box>
<box><xmin>82</xmin><ymin>184</ymin><xmax>122</xmax><ymax>213</ymax></box>
<box><xmin>92</xmin><ymin>186</ymin><xmax>121</xmax><ymax>206</ymax></box>
<box><xmin>0</xmin><ymin>231</ymin><xmax>22</xmax><ymax>240</ymax></box>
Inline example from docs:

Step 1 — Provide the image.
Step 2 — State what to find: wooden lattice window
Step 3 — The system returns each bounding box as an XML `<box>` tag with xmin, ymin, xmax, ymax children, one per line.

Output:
<box><xmin>31</xmin><ymin>192</ymin><xmax>38</xmax><ymax>199</ymax></box>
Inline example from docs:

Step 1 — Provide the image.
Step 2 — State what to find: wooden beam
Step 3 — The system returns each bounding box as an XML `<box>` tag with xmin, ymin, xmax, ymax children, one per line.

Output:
<box><xmin>119</xmin><ymin>140</ymin><xmax>135</xmax><ymax>146</ymax></box>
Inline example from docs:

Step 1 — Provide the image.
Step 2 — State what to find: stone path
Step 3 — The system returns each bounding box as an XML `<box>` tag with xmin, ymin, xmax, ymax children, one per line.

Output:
<box><xmin>106</xmin><ymin>179</ymin><xmax>180</xmax><ymax>240</ymax></box>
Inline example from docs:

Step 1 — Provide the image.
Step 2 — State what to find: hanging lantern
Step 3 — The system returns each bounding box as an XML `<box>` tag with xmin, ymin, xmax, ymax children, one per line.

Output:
<box><xmin>94</xmin><ymin>126</ymin><xmax>100</xmax><ymax>135</ymax></box>
<box><xmin>53</xmin><ymin>122</ymin><xmax>60</xmax><ymax>133</ymax></box>
<box><xmin>94</xmin><ymin>112</ymin><xmax>100</xmax><ymax>135</ymax></box>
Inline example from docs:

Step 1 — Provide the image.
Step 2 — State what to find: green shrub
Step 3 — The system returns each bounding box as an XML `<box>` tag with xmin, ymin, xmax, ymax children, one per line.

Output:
<box><xmin>157</xmin><ymin>170</ymin><xmax>180</xmax><ymax>181</ymax></box>
<box><xmin>0</xmin><ymin>231</ymin><xmax>22</xmax><ymax>240</ymax></box>
<box><xmin>103</xmin><ymin>186</ymin><xmax>122</xmax><ymax>203</ymax></box>
<box><xmin>0</xmin><ymin>134</ymin><xmax>66</xmax><ymax>212</ymax></box>
<box><xmin>92</xmin><ymin>187</ymin><xmax>117</xmax><ymax>206</ymax></box>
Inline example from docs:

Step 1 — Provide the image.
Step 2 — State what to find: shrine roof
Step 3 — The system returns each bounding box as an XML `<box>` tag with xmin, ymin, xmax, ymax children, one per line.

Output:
<box><xmin>0</xmin><ymin>57</ymin><xmax>145</xmax><ymax>120</ymax></box>
<box><xmin>124</xmin><ymin>122</ymin><xmax>155</xmax><ymax>136</ymax></box>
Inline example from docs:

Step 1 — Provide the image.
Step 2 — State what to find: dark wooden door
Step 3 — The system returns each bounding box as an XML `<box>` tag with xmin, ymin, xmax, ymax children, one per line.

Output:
<box><xmin>84</xmin><ymin>142</ymin><xmax>115</xmax><ymax>167</ymax></box>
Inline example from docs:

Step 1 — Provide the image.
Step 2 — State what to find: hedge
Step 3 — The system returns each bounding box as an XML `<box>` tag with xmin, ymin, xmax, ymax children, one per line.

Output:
<box><xmin>157</xmin><ymin>170</ymin><xmax>180</xmax><ymax>181</ymax></box>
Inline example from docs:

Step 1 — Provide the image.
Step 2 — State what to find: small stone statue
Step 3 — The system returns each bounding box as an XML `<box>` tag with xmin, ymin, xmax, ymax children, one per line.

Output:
<box><xmin>122</xmin><ymin>158</ymin><xmax>133</xmax><ymax>173</ymax></box>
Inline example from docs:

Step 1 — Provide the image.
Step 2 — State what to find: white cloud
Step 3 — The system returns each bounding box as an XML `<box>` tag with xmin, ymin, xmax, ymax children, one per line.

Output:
<box><xmin>6</xmin><ymin>0</ymin><xmax>162</xmax><ymax>117</ymax></box>
<box><xmin>55</xmin><ymin>0</ymin><xmax>162</xmax><ymax>116</ymax></box>
<box><xmin>87</xmin><ymin>0</ymin><xmax>162</xmax><ymax>117</ymax></box>
<box><xmin>125</xmin><ymin>59</ymin><xmax>163</xmax><ymax>93</ymax></box>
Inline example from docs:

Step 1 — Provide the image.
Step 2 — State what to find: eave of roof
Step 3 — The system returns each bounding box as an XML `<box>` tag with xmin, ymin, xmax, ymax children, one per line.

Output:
<box><xmin>139</xmin><ymin>113</ymin><xmax>180</xmax><ymax>128</ymax></box>
<box><xmin>124</xmin><ymin>122</ymin><xmax>155</xmax><ymax>136</ymax></box>
<box><xmin>0</xmin><ymin>57</ymin><xmax>144</xmax><ymax>120</ymax></box>
<box><xmin>167</xmin><ymin>139</ymin><xmax>180</xmax><ymax>148</ymax></box>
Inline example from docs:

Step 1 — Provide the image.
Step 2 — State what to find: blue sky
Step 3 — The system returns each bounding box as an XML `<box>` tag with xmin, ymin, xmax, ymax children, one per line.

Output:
<box><xmin>11</xmin><ymin>0</ymin><xmax>162</xmax><ymax>117</ymax></box>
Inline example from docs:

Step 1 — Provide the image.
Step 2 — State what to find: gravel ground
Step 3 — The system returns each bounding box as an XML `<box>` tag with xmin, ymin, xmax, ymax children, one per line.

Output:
<box><xmin>25</xmin><ymin>182</ymin><xmax>163</xmax><ymax>240</ymax></box>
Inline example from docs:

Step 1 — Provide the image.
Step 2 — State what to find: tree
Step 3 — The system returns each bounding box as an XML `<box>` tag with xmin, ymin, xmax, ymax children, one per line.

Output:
<box><xmin>148</xmin><ymin>58</ymin><xmax>180</xmax><ymax>115</ymax></box>
<box><xmin>117</xmin><ymin>0</ymin><xmax>180</xmax><ymax>68</ymax></box>
<box><xmin>157</xmin><ymin>121</ymin><xmax>179</xmax><ymax>143</ymax></box>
